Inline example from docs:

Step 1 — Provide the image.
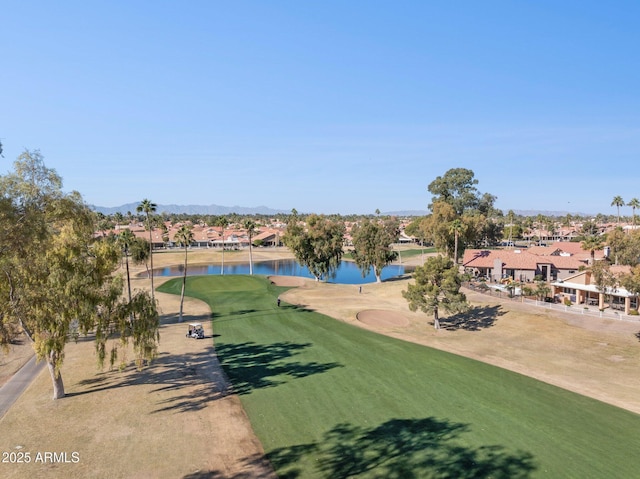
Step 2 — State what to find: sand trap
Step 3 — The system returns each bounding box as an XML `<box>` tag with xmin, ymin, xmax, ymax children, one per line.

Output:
<box><xmin>357</xmin><ymin>309</ymin><xmax>410</xmax><ymax>328</ymax></box>
<box><xmin>268</xmin><ymin>275</ymin><xmax>308</xmax><ymax>287</ymax></box>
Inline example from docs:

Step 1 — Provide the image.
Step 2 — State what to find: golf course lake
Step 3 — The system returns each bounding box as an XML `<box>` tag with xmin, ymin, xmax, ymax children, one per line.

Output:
<box><xmin>155</xmin><ymin>259</ymin><xmax>411</xmax><ymax>284</ymax></box>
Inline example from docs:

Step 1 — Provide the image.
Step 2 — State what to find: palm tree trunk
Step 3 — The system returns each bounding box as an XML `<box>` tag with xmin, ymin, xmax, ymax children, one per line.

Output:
<box><xmin>125</xmin><ymin>252</ymin><xmax>134</xmax><ymax>325</ymax></box>
<box><xmin>221</xmin><ymin>230</ymin><xmax>225</xmax><ymax>275</ymax></box>
<box><xmin>147</xmin><ymin>215</ymin><xmax>155</xmax><ymax>299</ymax></box>
<box><xmin>179</xmin><ymin>245</ymin><xmax>187</xmax><ymax>322</ymax></box>
<box><xmin>454</xmin><ymin>230</ymin><xmax>459</xmax><ymax>264</ymax></box>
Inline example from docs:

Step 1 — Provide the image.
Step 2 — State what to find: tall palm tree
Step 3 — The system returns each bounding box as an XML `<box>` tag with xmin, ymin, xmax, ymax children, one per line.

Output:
<box><xmin>243</xmin><ymin>219</ymin><xmax>257</xmax><ymax>275</ymax></box>
<box><xmin>117</xmin><ymin>229</ymin><xmax>136</xmax><ymax>303</ymax></box>
<box><xmin>137</xmin><ymin>199</ymin><xmax>157</xmax><ymax>299</ymax></box>
<box><xmin>449</xmin><ymin>219</ymin><xmax>465</xmax><ymax>264</ymax></box>
<box><xmin>611</xmin><ymin>196</ymin><xmax>624</xmax><ymax>226</ymax></box>
<box><xmin>215</xmin><ymin>216</ymin><xmax>229</xmax><ymax>274</ymax></box>
<box><xmin>174</xmin><ymin>224</ymin><xmax>194</xmax><ymax>322</ymax></box>
<box><xmin>581</xmin><ymin>235</ymin><xmax>604</xmax><ymax>265</ymax></box>
<box><xmin>628</xmin><ymin>198</ymin><xmax>640</xmax><ymax>226</ymax></box>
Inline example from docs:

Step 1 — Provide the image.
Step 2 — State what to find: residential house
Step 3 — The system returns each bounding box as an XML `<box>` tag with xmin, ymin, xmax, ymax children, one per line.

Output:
<box><xmin>462</xmin><ymin>248</ymin><xmax>586</xmax><ymax>283</ymax></box>
<box><xmin>551</xmin><ymin>266</ymin><xmax>638</xmax><ymax>314</ymax></box>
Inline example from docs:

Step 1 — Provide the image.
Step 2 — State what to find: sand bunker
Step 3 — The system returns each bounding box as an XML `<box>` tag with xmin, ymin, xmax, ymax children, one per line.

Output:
<box><xmin>357</xmin><ymin>309</ymin><xmax>410</xmax><ymax>328</ymax></box>
<box><xmin>268</xmin><ymin>275</ymin><xmax>308</xmax><ymax>287</ymax></box>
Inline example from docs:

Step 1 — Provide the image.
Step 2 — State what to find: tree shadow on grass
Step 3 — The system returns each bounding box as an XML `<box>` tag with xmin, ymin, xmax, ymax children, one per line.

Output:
<box><xmin>72</xmin><ymin>347</ymin><xmax>229</xmax><ymax>413</ymax></box>
<box><xmin>72</xmin><ymin>341</ymin><xmax>340</xmax><ymax>412</ymax></box>
<box><xmin>215</xmin><ymin>341</ymin><xmax>342</xmax><ymax>396</ymax></box>
<box><xmin>269</xmin><ymin>417</ymin><xmax>536</xmax><ymax>479</ymax></box>
<box><xmin>635</xmin><ymin>332</ymin><xmax>640</xmax><ymax>342</ymax></box>
<box><xmin>181</xmin><ymin>452</ymin><xmax>274</xmax><ymax>478</ymax></box>
<box><xmin>439</xmin><ymin>305</ymin><xmax>506</xmax><ymax>331</ymax></box>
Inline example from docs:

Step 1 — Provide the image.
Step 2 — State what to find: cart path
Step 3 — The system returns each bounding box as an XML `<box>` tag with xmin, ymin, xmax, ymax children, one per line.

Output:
<box><xmin>0</xmin><ymin>355</ymin><xmax>45</xmax><ymax>419</ymax></box>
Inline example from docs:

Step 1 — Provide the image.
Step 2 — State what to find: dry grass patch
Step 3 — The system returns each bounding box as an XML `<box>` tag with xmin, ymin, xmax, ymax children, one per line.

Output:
<box><xmin>0</xmin><ymin>249</ymin><xmax>280</xmax><ymax>479</ymax></box>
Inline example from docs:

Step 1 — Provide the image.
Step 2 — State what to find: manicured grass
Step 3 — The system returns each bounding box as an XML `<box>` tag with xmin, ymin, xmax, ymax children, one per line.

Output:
<box><xmin>395</xmin><ymin>246</ymin><xmax>437</xmax><ymax>258</ymax></box>
<box><xmin>159</xmin><ymin>276</ymin><xmax>640</xmax><ymax>478</ymax></box>
<box><xmin>344</xmin><ymin>247</ymin><xmax>437</xmax><ymax>261</ymax></box>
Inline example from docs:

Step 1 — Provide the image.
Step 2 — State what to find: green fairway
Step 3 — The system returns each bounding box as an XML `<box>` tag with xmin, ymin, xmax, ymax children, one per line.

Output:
<box><xmin>159</xmin><ymin>275</ymin><xmax>640</xmax><ymax>478</ymax></box>
<box><xmin>344</xmin><ymin>246</ymin><xmax>437</xmax><ymax>261</ymax></box>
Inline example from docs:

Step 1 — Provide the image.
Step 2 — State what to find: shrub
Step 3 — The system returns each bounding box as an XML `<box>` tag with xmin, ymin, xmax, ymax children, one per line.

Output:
<box><xmin>629</xmin><ymin>309</ymin><xmax>639</xmax><ymax>316</ymax></box>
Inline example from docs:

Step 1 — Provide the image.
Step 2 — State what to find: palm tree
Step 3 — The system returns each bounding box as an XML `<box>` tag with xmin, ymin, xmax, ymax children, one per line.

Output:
<box><xmin>243</xmin><ymin>219</ymin><xmax>257</xmax><ymax>275</ymax></box>
<box><xmin>117</xmin><ymin>229</ymin><xmax>136</xmax><ymax>307</ymax></box>
<box><xmin>174</xmin><ymin>224</ymin><xmax>194</xmax><ymax>322</ymax></box>
<box><xmin>581</xmin><ymin>235</ymin><xmax>604</xmax><ymax>265</ymax></box>
<box><xmin>215</xmin><ymin>216</ymin><xmax>229</xmax><ymax>274</ymax></box>
<box><xmin>611</xmin><ymin>196</ymin><xmax>624</xmax><ymax>226</ymax></box>
<box><xmin>628</xmin><ymin>198</ymin><xmax>640</xmax><ymax>226</ymax></box>
<box><xmin>449</xmin><ymin>219</ymin><xmax>465</xmax><ymax>264</ymax></box>
<box><xmin>136</xmin><ymin>199</ymin><xmax>157</xmax><ymax>299</ymax></box>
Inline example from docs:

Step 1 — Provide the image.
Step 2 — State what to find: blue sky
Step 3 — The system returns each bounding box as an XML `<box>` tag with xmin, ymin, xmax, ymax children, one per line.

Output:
<box><xmin>2</xmin><ymin>1</ymin><xmax>639</xmax><ymax>215</ymax></box>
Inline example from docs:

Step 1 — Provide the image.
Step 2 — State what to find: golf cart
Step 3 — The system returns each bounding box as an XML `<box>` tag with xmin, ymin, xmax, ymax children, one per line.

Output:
<box><xmin>186</xmin><ymin>323</ymin><xmax>205</xmax><ymax>339</ymax></box>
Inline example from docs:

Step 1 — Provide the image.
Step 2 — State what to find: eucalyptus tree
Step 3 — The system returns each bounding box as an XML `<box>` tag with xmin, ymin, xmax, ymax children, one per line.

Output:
<box><xmin>628</xmin><ymin>198</ymin><xmax>640</xmax><ymax>226</ymax></box>
<box><xmin>243</xmin><ymin>218</ymin><xmax>258</xmax><ymax>275</ymax></box>
<box><xmin>174</xmin><ymin>224</ymin><xmax>194</xmax><ymax>322</ymax></box>
<box><xmin>284</xmin><ymin>214</ymin><xmax>345</xmax><ymax>281</ymax></box>
<box><xmin>0</xmin><ymin>150</ymin><xmax>159</xmax><ymax>399</ymax></box>
<box><xmin>425</xmin><ymin>168</ymin><xmax>499</xmax><ymax>255</ymax></box>
<box><xmin>215</xmin><ymin>216</ymin><xmax>230</xmax><ymax>274</ymax></box>
<box><xmin>418</xmin><ymin>201</ymin><xmax>457</xmax><ymax>257</ymax></box>
<box><xmin>611</xmin><ymin>196</ymin><xmax>625</xmax><ymax>225</ymax></box>
<box><xmin>427</xmin><ymin>167</ymin><xmax>481</xmax><ymax>216</ymax></box>
<box><xmin>137</xmin><ymin>199</ymin><xmax>157</xmax><ymax>298</ymax></box>
<box><xmin>402</xmin><ymin>255</ymin><xmax>469</xmax><ymax>330</ymax></box>
<box><xmin>351</xmin><ymin>218</ymin><xmax>399</xmax><ymax>283</ymax></box>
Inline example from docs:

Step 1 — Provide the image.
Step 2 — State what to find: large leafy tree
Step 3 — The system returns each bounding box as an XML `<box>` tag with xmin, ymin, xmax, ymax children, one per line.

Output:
<box><xmin>174</xmin><ymin>224</ymin><xmax>194</xmax><ymax>322</ymax></box>
<box><xmin>284</xmin><ymin>214</ymin><xmax>345</xmax><ymax>281</ymax></box>
<box><xmin>418</xmin><ymin>201</ymin><xmax>457</xmax><ymax>258</ymax></box>
<box><xmin>402</xmin><ymin>255</ymin><xmax>469</xmax><ymax>330</ymax></box>
<box><xmin>1</xmin><ymin>150</ymin><xmax>159</xmax><ymax>399</ymax></box>
<box><xmin>423</xmin><ymin>169</ymin><xmax>500</xmax><ymax>257</ymax></box>
<box><xmin>428</xmin><ymin>167</ymin><xmax>482</xmax><ymax>216</ymax></box>
<box><xmin>351</xmin><ymin>218</ymin><xmax>399</xmax><ymax>283</ymax></box>
<box><xmin>136</xmin><ymin>198</ymin><xmax>157</xmax><ymax>299</ymax></box>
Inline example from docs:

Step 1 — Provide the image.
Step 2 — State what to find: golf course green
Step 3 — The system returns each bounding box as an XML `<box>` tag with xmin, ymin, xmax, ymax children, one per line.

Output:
<box><xmin>159</xmin><ymin>275</ymin><xmax>640</xmax><ymax>478</ymax></box>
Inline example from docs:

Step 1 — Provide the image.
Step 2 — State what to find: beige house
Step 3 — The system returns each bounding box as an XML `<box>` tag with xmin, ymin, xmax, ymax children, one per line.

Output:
<box><xmin>551</xmin><ymin>267</ymin><xmax>638</xmax><ymax>314</ymax></box>
<box><xmin>462</xmin><ymin>248</ymin><xmax>586</xmax><ymax>283</ymax></box>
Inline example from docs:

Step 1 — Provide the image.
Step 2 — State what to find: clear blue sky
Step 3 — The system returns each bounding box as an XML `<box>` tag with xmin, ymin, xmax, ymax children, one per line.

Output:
<box><xmin>2</xmin><ymin>1</ymin><xmax>639</xmax><ymax>215</ymax></box>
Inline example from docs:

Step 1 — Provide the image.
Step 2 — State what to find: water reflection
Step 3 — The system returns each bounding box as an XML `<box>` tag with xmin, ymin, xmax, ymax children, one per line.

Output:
<box><xmin>155</xmin><ymin>259</ymin><xmax>411</xmax><ymax>285</ymax></box>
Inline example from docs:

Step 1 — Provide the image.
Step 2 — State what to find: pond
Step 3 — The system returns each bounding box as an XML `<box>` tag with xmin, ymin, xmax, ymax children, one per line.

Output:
<box><xmin>154</xmin><ymin>259</ymin><xmax>412</xmax><ymax>285</ymax></box>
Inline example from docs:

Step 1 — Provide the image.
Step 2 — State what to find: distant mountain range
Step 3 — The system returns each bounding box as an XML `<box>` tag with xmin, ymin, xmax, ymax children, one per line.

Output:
<box><xmin>91</xmin><ymin>203</ymin><xmax>289</xmax><ymax>216</ymax></box>
<box><xmin>90</xmin><ymin>203</ymin><xmax>595</xmax><ymax>218</ymax></box>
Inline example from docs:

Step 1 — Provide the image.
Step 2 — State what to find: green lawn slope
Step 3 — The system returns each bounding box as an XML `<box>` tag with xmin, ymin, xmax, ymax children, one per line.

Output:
<box><xmin>159</xmin><ymin>275</ymin><xmax>640</xmax><ymax>478</ymax></box>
